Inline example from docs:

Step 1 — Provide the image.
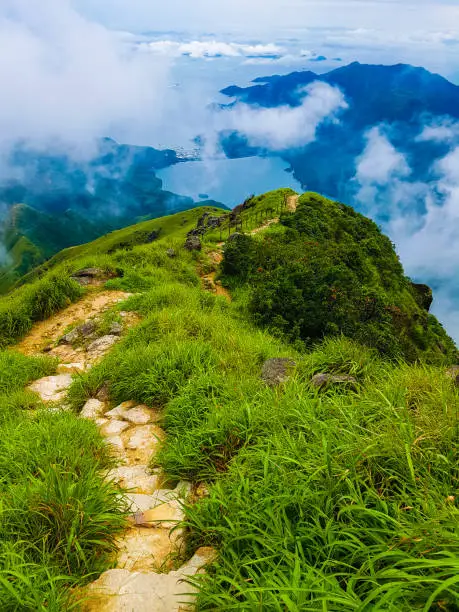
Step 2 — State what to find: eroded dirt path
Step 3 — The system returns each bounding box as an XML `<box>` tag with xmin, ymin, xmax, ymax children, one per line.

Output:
<box><xmin>17</xmin><ymin>289</ymin><xmax>130</xmax><ymax>356</ymax></box>
<box><xmin>287</xmin><ymin>194</ymin><xmax>299</xmax><ymax>212</ymax></box>
<box><xmin>201</xmin><ymin>250</ymin><xmax>231</xmax><ymax>301</ymax></box>
<box><xmin>18</xmin><ymin>286</ymin><xmax>215</xmax><ymax>611</ymax></box>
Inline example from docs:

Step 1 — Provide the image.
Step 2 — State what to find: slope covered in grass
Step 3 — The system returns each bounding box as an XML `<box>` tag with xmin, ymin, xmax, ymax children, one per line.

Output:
<box><xmin>220</xmin><ymin>191</ymin><xmax>457</xmax><ymax>363</ymax></box>
<box><xmin>1</xmin><ymin>190</ymin><xmax>459</xmax><ymax>609</ymax></box>
<box><xmin>0</xmin><ymin>351</ymin><xmax>126</xmax><ymax>611</ymax></box>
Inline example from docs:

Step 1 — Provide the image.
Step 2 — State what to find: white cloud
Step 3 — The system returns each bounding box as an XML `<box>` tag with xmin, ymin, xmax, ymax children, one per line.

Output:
<box><xmin>417</xmin><ymin>119</ymin><xmax>459</xmax><ymax>143</ymax></box>
<box><xmin>217</xmin><ymin>82</ymin><xmax>347</xmax><ymax>151</ymax></box>
<box><xmin>353</xmin><ymin>123</ymin><xmax>459</xmax><ymax>340</ymax></box>
<box><xmin>140</xmin><ymin>39</ymin><xmax>284</xmax><ymax>59</ymax></box>
<box><xmin>0</xmin><ymin>0</ymin><xmax>170</xmax><ymax>155</ymax></box>
<box><xmin>356</xmin><ymin>127</ymin><xmax>411</xmax><ymax>185</ymax></box>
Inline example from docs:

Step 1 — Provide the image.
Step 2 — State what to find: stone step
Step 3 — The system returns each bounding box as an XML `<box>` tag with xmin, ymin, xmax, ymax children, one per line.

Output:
<box><xmin>106</xmin><ymin>466</ymin><xmax>160</xmax><ymax>495</ymax></box>
<box><xmin>131</xmin><ymin>500</ymin><xmax>184</xmax><ymax>530</ymax></box>
<box><xmin>81</xmin><ymin>398</ymin><xmax>106</xmax><ymax>419</ymax></box>
<box><xmin>28</xmin><ymin>374</ymin><xmax>73</xmax><ymax>403</ymax></box>
<box><xmin>122</xmin><ymin>424</ymin><xmax>166</xmax><ymax>465</ymax></box>
<box><xmin>116</xmin><ymin>526</ymin><xmax>182</xmax><ymax>572</ymax></box>
<box><xmin>82</xmin><ymin>547</ymin><xmax>216</xmax><ymax>612</ymax></box>
<box><xmin>105</xmin><ymin>402</ymin><xmax>160</xmax><ymax>425</ymax></box>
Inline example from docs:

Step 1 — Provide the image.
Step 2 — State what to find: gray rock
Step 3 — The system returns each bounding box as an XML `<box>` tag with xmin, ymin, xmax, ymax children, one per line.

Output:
<box><xmin>109</xmin><ymin>322</ymin><xmax>123</xmax><ymax>336</ymax></box>
<box><xmin>311</xmin><ymin>373</ymin><xmax>357</xmax><ymax>389</ymax></box>
<box><xmin>184</xmin><ymin>235</ymin><xmax>202</xmax><ymax>251</ymax></box>
<box><xmin>96</xmin><ymin>382</ymin><xmax>111</xmax><ymax>402</ymax></box>
<box><xmin>87</xmin><ymin>335</ymin><xmax>119</xmax><ymax>357</ymax></box>
<box><xmin>261</xmin><ymin>358</ymin><xmax>296</xmax><ymax>387</ymax></box>
<box><xmin>59</xmin><ymin>328</ymin><xmax>80</xmax><ymax>345</ymax></box>
<box><xmin>72</xmin><ymin>267</ymin><xmax>105</xmax><ymax>278</ymax></box>
<box><xmin>79</xmin><ymin>320</ymin><xmax>97</xmax><ymax>338</ymax></box>
<box><xmin>59</xmin><ymin>320</ymin><xmax>96</xmax><ymax>345</ymax></box>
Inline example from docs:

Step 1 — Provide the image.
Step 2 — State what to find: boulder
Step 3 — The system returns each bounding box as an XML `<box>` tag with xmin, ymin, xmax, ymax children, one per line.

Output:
<box><xmin>72</xmin><ymin>267</ymin><xmax>105</xmax><ymax>278</ymax></box>
<box><xmin>311</xmin><ymin>373</ymin><xmax>357</xmax><ymax>389</ymax></box>
<box><xmin>146</xmin><ymin>230</ymin><xmax>160</xmax><ymax>242</ymax></box>
<box><xmin>87</xmin><ymin>335</ymin><xmax>119</xmax><ymax>357</ymax></box>
<box><xmin>59</xmin><ymin>320</ymin><xmax>96</xmax><ymax>345</ymax></box>
<box><xmin>261</xmin><ymin>358</ymin><xmax>296</xmax><ymax>387</ymax></box>
<box><xmin>109</xmin><ymin>322</ymin><xmax>123</xmax><ymax>336</ymax></box>
<box><xmin>71</xmin><ymin>268</ymin><xmax>118</xmax><ymax>286</ymax></box>
<box><xmin>96</xmin><ymin>382</ymin><xmax>111</xmax><ymax>402</ymax></box>
<box><xmin>184</xmin><ymin>235</ymin><xmax>202</xmax><ymax>251</ymax></box>
<box><xmin>59</xmin><ymin>328</ymin><xmax>80</xmax><ymax>345</ymax></box>
<box><xmin>411</xmin><ymin>282</ymin><xmax>433</xmax><ymax>312</ymax></box>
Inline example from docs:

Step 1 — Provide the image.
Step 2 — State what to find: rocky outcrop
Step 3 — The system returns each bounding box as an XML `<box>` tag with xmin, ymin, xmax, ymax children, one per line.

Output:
<box><xmin>184</xmin><ymin>235</ymin><xmax>202</xmax><ymax>251</ymax></box>
<box><xmin>310</xmin><ymin>373</ymin><xmax>357</xmax><ymax>389</ymax></box>
<box><xmin>411</xmin><ymin>282</ymin><xmax>433</xmax><ymax>312</ymax></box>
<box><xmin>59</xmin><ymin>320</ymin><xmax>97</xmax><ymax>345</ymax></box>
<box><xmin>71</xmin><ymin>268</ymin><xmax>119</xmax><ymax>286</ymax></box>
<box><xmin>261</xmin><ymin>358</ymin><xmax>296</xmax><ymax>387</ymax></box>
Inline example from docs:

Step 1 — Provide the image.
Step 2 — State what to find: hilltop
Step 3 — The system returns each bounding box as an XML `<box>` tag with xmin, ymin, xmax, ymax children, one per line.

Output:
<box><xmin>1</xmin><ymin>189</ymin><xmax>459</xmax><ymax>610</ymax></box>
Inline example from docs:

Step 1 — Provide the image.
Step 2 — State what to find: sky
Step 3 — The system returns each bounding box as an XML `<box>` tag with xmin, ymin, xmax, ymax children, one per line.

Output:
<box><xmin>73</xmin><ymin>0</ymin><xmax>459</xmax><ymax>35</ymax></box>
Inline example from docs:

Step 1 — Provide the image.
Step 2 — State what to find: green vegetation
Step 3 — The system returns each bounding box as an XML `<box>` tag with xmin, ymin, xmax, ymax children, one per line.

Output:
<box><xmin>0</xmin><ymin>351</ymin><xmax>126</xmax><ymax>610</ymax></box>
<box><xmin>221</xmin><ymin>191</ymin><xmax>457</xmax><ymax>363</ymax></box>
<box><xmin>1</xmin><ymin>191</ymin><xmax>459</xmax><ymax>609</ymax></box>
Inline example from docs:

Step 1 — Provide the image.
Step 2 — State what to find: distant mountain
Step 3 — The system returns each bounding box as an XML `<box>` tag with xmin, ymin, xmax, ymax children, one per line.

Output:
<box><xmin>219</xmin><ymin>62</ymin><xmax>459</xmax><ymax>204</ymax></box>
<box><xmin>0</xmin><ymin>138</ymin><xmax>225</xmax><ymax>292</ymax></box>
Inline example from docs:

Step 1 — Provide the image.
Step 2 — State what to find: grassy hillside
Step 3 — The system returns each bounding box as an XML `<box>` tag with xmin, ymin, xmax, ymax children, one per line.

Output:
<box><xmin>219</xmin><ymin>192</ymin><xmax>457</xmax><ymax>363</ymax></box>
<box><xmin>1</xmin><ymin>190</ymin><xmax>459</xmax><ymax>609</ymax></box>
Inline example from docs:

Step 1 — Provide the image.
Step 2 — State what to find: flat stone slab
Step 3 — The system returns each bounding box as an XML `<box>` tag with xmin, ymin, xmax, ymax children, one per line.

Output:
<box><xmin>107</xmin><ymin>466</ymin><xmax>160</xmax><ymax>494</ymax></box>
<box><xmin>106</xmin><ymin>435</ymin><xmax>124</xmax><ymax>452</ymax></box>
<box><xmin>123</xmin><ymin>425</ymin><xmax>165</xmax><ymax>465</ymax></box>
<box><xmin>57</xmin><ymin>362</ymin><xmax>86</xmax><ymax>374</ymax></box>
<box><xmin>81</xmin><ymin>399</ymin><xmax>106</xmax><ymax>419</ymax></box>
<box><xmin>116</xmin><ymin>527</ymin><xmax>176</xmax><ymax>572</ymax></box>
<box><xmin>82</xmin><ymin>548</ymin><xmax>216</xmax><ymax>611</ymax></box>
<box><xmin>125</xmin><ymin>491</ymin><xmax>175</xmax><ymax>514</ymax></box>
<box><xmin>29</xmin><ymin>374</ymin><xmax>73</xmax><ymax>402</ymax></box>
<box><xmin>102</xmin><ymin>420</ymin><xmax>130</xmax><ymax>436</ymax></box>
<box><xmin>123</xmin><ymin>405</ymin><xmax>157</xmax><ymax>425</ymax></box>
<box><xmin>105</xmin><ymin>401</ymin><xmax>137</xmax><ymax>419</ymax></box>
<box><xmin>132</xmin><ymin>500</ymin><xmax>184</xmax><ymax>530</ymax></box>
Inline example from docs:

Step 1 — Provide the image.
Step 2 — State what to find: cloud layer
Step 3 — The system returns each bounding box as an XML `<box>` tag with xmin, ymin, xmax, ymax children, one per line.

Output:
<box><xmin>354</xmin><ymin>122</ymin><xmax>459</xmax><ymax>339</ymax></box>
<box><xmin>217</xmin><ymin>82</ymin><xmax>348</xmax><ymax>151</ymax></box>
<box><xmin>0</xmin><ymin>0</ymin><xmax>169</xmax><ymax>155</ymax></box>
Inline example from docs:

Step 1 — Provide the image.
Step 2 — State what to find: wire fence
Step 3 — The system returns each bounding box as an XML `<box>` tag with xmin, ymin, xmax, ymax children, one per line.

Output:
<box><xmin>218</xmin><ymin>194</ymin><xmax>290</xmax><ymax>241</ymax></box>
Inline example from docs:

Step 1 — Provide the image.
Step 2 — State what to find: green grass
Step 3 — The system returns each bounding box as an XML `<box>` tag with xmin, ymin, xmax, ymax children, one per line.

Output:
<box><xmin>68</xmin><ymin>268</ymin><xmax>459</xmax><ymax>609</ymax></box>
<box><xmin>2</xmin><ymin>192</ymin><xmax>459</xmax><ymax>609</ymax></box>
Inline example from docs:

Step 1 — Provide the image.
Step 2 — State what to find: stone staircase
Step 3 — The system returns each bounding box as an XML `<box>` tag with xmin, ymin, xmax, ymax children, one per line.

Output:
<box><xmin>21</xmin><ymin>291</ymin><xmax>215</xmax><ymax>611</ymax></box>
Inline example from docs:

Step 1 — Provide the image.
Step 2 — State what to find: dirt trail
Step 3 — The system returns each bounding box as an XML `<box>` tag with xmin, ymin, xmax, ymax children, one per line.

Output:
<box><xmin>16</xmin><ymin>289</ymin><xmax>130</xmax><ymax>356</ymax></box>
<box><xmin>201</xmin><ymin>251</ymin><xmax>231</xmax><ymax>301</ymax></box>
<box><xmin>250</xmin><ymin>194</ymin><xmax>299</xmax><ymax>236</ymax></box>
<box><xmin>287</xmin><ymin>194</ymin><xmax>299</xmax><ymax>212</ymax></box>
<box><xmin>18</xmin><ymin>286</ymin><xmax>215</xmax><ymax>610</ymax></box>
<box><xmin>250</xmin><ymin>217</ymin><xmax>279</xmax><ymax>235</ymax></box>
